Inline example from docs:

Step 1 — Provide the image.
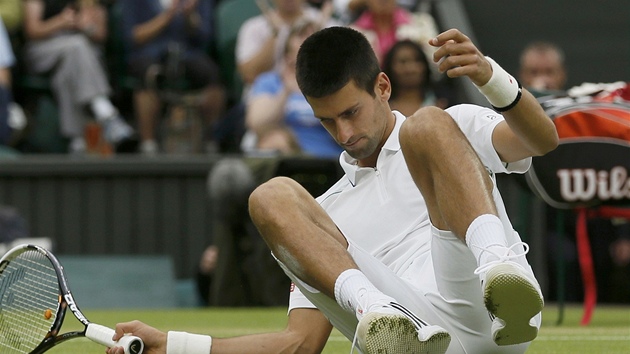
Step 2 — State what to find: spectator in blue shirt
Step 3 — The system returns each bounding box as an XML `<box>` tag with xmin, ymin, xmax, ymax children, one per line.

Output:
<box><xmin>199</xmin><ymin>20</ymin><xmax>342</xmax><ymax>307</ymax></box>
<box><xmin>242</xmin><ymin>19</ymin><xmax>342</xmax><ymax>158</ymax></box>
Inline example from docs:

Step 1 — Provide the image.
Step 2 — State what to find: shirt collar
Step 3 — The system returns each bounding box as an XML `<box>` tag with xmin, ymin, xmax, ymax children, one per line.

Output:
<box><xmin>340</xmin><ymin>111</ymin><xmax>406</xmax><ymax>185</ymax></box>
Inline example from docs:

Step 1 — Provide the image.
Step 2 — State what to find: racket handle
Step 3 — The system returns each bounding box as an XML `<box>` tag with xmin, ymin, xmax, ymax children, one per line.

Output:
<box><xmin>86</xmin><ymin>323</ymin><xmax>145</xmax><ymax>354</ymax></box>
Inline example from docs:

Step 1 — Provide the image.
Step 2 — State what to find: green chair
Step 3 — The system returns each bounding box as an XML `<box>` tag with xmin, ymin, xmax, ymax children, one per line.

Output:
<box><xmin>215</xmin><ymin>0</ymin><xmax>261</xmax><ymax>104</ymax></box>
<box><xmin>105</xmin><ymin>1</ymin><xmax>141</xmax><ymax>93</ymax></box>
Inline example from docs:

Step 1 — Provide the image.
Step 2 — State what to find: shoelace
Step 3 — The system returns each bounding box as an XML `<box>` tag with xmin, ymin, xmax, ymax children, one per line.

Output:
<box><xmin>350</xmin><ymin>324</ymin><xmax>360</xmax><ymax>354</ymax></box>
<box><xmin>473</xmin><ymin>241</ymin><xmax>530</xmax><ymax>276</ymax></box>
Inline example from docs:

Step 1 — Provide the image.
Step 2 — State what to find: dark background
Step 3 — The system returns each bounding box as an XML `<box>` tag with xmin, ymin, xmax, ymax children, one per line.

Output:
<box><xmin>461</xmin><ymin>0</ymin><xmax>630</xmax><ymax>89</ymax></box>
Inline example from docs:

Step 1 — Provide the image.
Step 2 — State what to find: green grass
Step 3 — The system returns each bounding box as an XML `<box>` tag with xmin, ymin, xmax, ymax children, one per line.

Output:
<box><xmin>45</xmin><ymin>304</ymin><xmax>629</xmax><ymax>353</ymax></box>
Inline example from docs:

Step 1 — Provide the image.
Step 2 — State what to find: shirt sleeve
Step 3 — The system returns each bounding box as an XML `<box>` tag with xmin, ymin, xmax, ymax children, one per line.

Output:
<box><xmin>446</xmin><ymin>104</ymin><xmax>531</xmax><ymax>174</ymax></box>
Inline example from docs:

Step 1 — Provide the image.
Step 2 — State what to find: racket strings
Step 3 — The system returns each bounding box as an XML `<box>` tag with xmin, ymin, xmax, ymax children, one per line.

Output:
<box><xmin>0</xmin><ymin>250</ymin><xmax>60</xmax><ymax>353</ymax></box>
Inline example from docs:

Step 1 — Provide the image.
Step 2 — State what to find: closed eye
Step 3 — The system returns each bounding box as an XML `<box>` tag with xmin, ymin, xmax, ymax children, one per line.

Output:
<box><xmin>341</xmin><ymin>107</ymin><xmax>359</xmax><ymax>118</ymax></box>
<box><xmin>318</xmin><ymin>117</ymin><xmax>333</xmax><ymax>124</ymax></box>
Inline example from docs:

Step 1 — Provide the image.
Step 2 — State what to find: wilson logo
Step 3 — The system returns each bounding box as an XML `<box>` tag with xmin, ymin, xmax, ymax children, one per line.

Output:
<box><xmin>557</xmin><ymin>166</ymin><xmax>630</xmax><ymax>202</ymax></box>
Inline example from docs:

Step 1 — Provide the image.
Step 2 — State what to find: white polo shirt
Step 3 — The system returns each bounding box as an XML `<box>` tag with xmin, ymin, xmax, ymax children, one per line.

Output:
<box><xmin>288</xmin><ymin>104</ymin><xmax>531</xmax><ymax>311</ymax></box>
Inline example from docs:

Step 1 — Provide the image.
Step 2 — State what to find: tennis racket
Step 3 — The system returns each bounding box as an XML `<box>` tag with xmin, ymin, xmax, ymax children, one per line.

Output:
<box><xmin>0</xmin><ymin>244</ymin><xmax>144</xmax><ymax>354</ymax></box>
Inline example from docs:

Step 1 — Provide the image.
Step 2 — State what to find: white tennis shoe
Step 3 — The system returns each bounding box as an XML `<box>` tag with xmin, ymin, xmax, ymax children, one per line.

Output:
<box><xmin>354</xmin><ymin>302</ymin><xmax>450</xmax><ymax>354</ymax></box>
<box><xmin>474</xmin><ymin>243</ymin><xmax>544</xmax><ymax>346</ymax></box>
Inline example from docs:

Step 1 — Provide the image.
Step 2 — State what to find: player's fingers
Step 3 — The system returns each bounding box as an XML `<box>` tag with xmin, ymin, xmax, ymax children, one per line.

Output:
<box><xmin>428</xmin><ymin>28</ymin><xmax>469</xmax><ymax>47</ymax></box>
<box><xmin>431</xmin><ymin>39</ymin><xmax>454</xmax><ymax>63</ymax></box>
<box><xmin>105</xmin><ymin>346</ymin><xmax>123</xmax><ymax>354</ymax></box>
<box><xmin>112</xmin><ymin>321</ymin><xmax>140</xmax><ymax>340</ymax></box>
<box><xmin>442</xmin><ymin>55</ymin><xmax>486</xmax><ymax>79</ymax></box>
<box><xmin>432</xmin><ymin>40</ymin><xmax>478</xmax><ymax>64</ymax></box>
<box><xmin>435</xmin><ymin>53</ymin><xmax>476</xmax><ymax>73</ymax></box>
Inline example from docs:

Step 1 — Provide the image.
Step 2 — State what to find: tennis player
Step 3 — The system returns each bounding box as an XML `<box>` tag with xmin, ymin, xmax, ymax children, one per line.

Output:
<box><xmin>107</xmin><ymin>27</ymin><xmax>558</xmax><ymax>354</ymax></box>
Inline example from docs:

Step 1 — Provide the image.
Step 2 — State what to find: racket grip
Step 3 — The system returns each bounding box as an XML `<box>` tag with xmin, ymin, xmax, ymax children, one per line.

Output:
<box><xmin>86</xmin><ymin>323</ymin><xmax>145</xmax><ymax>354</ymax></box>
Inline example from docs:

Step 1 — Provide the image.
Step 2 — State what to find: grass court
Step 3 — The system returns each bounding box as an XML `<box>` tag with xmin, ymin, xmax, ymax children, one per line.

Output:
<box><xmin>46</xmin><ymin>304</ymin><xmax>630</xmax><ymax>353</ymax></box>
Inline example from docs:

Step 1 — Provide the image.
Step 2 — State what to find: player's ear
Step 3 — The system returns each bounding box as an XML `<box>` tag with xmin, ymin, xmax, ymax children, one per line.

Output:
<box><xmin>375</xmin><ymin>72</ymin><xmax>392</xmax><ymax>101</ymax></box>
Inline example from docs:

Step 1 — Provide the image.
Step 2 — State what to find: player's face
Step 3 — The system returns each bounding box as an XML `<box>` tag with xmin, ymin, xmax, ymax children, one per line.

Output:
<box><xmin>307</xmin><ymin>74</ymin><xmax>395</xmax><ymax>167</ymax></box>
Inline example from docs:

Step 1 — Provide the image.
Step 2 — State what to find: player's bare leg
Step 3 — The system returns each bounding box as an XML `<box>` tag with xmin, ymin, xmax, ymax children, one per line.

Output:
<box><xmin>399</xmin><ymin>106</ymin><xmax>543</xmax><ymax>345</ymax></box>
<box><xmin>249</xmin><ymin>177</ymin><xmax>450</xmax><ymax>353</ymax></box>
<box><xmin>249</xmin><ymin>176</ymin><xmax>353</xmax><ymax>298</ymax></box>
<box><xmin>399</xmin><ymin>106</ymin><xmax>497</xmax><ymax>235</ymax></box>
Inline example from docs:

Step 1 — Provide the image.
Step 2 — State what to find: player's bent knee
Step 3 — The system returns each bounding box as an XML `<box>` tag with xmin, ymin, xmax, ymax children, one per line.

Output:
<box><xmin>402</xmin><ymin>106</ymin><xmax>453</xmax><ymax>132</ymax></box>
<box><xmin>400</xmin><ymin>107</ymin><xmax>458</xmax><ymax>148</ymax></box>
<box><xmin>249</xmin><ymin>177</ymin><xmax>299</xmax><ymax>213</ymax></box>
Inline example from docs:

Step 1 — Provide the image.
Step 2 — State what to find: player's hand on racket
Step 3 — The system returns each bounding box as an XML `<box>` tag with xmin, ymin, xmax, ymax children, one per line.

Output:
<box><xmin>429</xmin><ymin>28</ymin><xmax>492</xmax><ymax>87</ymax></box>
<box><xmin>107</xmin><ymin>321</ymin><xmax>166</xmax><ymax>354</ymax></box>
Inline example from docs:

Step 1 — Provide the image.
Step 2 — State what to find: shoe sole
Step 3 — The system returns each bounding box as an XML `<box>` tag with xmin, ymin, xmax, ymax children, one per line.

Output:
<box><xmin>358</xmin><ymin>312</ymin><xmax>450</xmax><ymax>354</ymax></box>
<box><xmin>484</xmin><ymin>263</ymin><xmax>544</xmax><ymax>346</ymax></box>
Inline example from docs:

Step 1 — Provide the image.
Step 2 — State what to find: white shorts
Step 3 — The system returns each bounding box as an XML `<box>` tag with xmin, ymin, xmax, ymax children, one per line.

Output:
<box><xmin>277</xmin><ymin>227</ymin><xmax>541</xmax><ymax>354</ymax></box>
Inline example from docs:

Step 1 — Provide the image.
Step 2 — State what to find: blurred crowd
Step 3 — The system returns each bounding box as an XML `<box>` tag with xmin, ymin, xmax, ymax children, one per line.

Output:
<box><xmin>0</xmin><ymin>0</ymin><xmax>454</xmax><ymax>157</ymax></box>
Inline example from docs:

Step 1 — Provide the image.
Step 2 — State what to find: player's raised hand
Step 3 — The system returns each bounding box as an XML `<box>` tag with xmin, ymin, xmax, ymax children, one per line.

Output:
<box><xmin>107</xmin><ymin>320</ymin><xmax>166</xmax><ymax>354</ymax></box>
<box><xmin>428</xmin><ymin>28</ymin><xmax>492</xmax><ymax>87</ymax></box>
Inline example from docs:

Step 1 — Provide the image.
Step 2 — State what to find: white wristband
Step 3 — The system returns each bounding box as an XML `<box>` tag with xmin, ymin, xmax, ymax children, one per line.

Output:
<box><xmin>476</xmin><ymin>57</ymin><xmax>522</xmax><ymax>112</ymax></box>
<box><xmin>166</xmin><ymin>331</ymin><xmax>212</xmax><ymax>354</ymax></box>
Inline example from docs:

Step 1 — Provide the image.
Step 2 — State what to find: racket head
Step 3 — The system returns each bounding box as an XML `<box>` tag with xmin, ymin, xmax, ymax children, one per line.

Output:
<box><xmin>0</xmin><ymin>244</ymin><xmax>74</xmax><ymax>353</ymax></box>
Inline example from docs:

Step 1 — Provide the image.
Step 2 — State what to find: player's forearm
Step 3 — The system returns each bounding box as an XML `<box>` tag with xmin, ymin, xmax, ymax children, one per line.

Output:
<box><xmin>474</xmin><ymin>55</ymin><xmax>559</xmax><ymax>160</ymax></box>
<box><xmin>211</xmin><ymin>331</ymin><xmax>308</xmax><ymax>354</ymax></box>
<box><xmin>501</xmin><ymin>88</ymin><xmax>559</xmax><ymax>156</ymax></box>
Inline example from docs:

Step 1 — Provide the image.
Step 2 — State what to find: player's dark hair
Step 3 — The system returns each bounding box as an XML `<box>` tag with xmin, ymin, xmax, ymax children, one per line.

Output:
<box><xmin>296</xmin><ymin>26</ymin><xmax>381</xmax><ymax>98</ymax></box>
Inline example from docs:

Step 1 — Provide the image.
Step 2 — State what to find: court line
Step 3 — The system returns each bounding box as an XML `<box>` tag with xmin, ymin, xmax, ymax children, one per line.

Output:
<box><xmin>536</xmin><ymin>336</ymin><xmax>630</xmax><ymax>341</ymax></box>
<box><xmin>326</xmin><ymin>335</ymin><xmax>630</xmax><ymax>342</ymax></box>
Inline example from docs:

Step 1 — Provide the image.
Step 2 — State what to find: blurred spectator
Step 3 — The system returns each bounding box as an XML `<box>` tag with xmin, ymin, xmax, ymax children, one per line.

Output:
<box><xmin>332</xmin><ymin>0</ymin><xmax>426</xmax><ymax>24</ymax></box>
<box><xmin>0</xmin><ymin>0</ymin><xmax>23</xmax><ymax>34</ymax></box>
<box><xmin>236</xmin><ymin>0</ymin><xmax>337</xmax><ymax>93</ymax></box>
<box><xmin>120</xmin><ymin>0</ymin><xmax>226</xmax><ymax>155</ymax></box>
<box><xmin>381</xmin><ymin>39</ymin><xmax>449</xmax><ymax>115</ymax></box>
<box><xmin>349</xmin><ymin>0</ymin><xmax>437</xmax><ymax>65</ymax></box>
<box><xmin>195</xmin><ymin>244</ymin><xmax>217</xmax><ymax>305</ymax></box>
<box><xmin>204</xmin><ymin>151</ymin><xmax>298</xmax><ymax>306</ymax></box>
<box><xmin>219</xmin><ymin>0</ymin><xmax>337</xmax><ymax>153</ymax></box>
<box><xmin>518</xmin><ymin>41</ymin><xmax>567</xmax><ymax>94</ymax></box>
<box><xmin>242</xmin><ymin>19</ymin><xmax>342</xmax><ymax>157</ymax></box>
<box><xmin>0</xmin><ymin>17</ymin><xmax>16</xmax><ymax>146</ymax></box>
<box><xmin>332</xmin><ymin>0</ymin><xmax>365</xmax><ymax>23</ymax></box>
<box><xmin>201</xmin><ymin>21</ymin><xmax>344</xmax><ymax>306</ymax></box>
<box><xmin>22</xmin><ymin>0</ymin><xmax>135</xmax><ymax>154</ymax></box>
<box><xmin>609</xmin><ymin>222</ymin><xmax>630</xmax><ymax>302</ymax></box>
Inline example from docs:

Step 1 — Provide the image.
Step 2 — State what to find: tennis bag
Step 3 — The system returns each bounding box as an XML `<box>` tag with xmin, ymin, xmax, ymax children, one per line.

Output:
<box><xmin>525</xmin><ymin>82</ymin><xmax>630</xmax><ymax>325</ymax></box>
<box><xmin>526</xmin><ymin>84</ymin><xmax>630</xmax><ymax>209</ymax></box>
